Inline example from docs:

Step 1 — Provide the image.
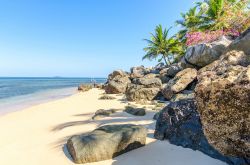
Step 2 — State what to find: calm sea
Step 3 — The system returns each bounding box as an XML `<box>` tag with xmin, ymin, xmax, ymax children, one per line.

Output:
<box><xmin>0</xmin><ymin>77</ymin><xmax>106</xmax><ymax>115</ymax></box>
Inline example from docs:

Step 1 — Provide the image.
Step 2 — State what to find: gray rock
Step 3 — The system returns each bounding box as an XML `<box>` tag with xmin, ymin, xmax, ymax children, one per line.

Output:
<box><xmin>159</xmin><ymin>63</ymin><xmax>183</xmax><ymax>77</ymax></box>
<box><xmin>161</xmin><ymin>68</ymin><xmax>197</xmax><ymax>100</ymax></box>
<box><xmin>92</xmin><ymin>109</ymin><xmax>119</xmax><ymax>120</ymax></box>
<box><xmin>125</xmin><ymin>84</ymin><xmax>160</xmax><ymax>102</ymax></box>
<box><xmin>124</xmin><ymin>106</ymin><xmax>146</xmax><ymax>116</ymax></box>
<box><xmin>67</xmin><ymin>124</ymin><xmax>147</xmax><ymax>164</ymax></box>
<box><xmin>78</xmin><ymin>84</ymin><xmax>93</xmax><ymax>92</ymax></box>
<box><xmin>227</xmin><ymin>27</ymin><xmax>250</xmax><ymax>55</ymax></box>
<box><xmin>130</xmin><ymin>66</ymin><xmax>148</xmax><ymax>78</ymax></box>
<box><xmin>154</xmin><ymin>99</ymin><xmax>249</xmax><ymax>165</ymax></box>
<box><xmin>170</xmin><ymin>90</ymin><xmax>195</xmax><ymax>102</ymax></box>
<box><xmin>99</xmin><ymin>94</ymin><xmax>116</xmax><ymax>100</ymax></box>
<box><xmin>132</xmin><ymin>77</ymin><xmax>162</xmax><ymax>88</ymax></box>
<box><xmin>107</xmin><ymin>70</ymin><xmax>127</xmax><ymax>82</ymax></box>
<box><xmin>105</xmin><ymin>76</ymin><xmax>131</xmax><ymax>94</ymax></box>
<box><xmin>180</xmin><ymin>36</ymin><xmax>232</xmax><ymax>68</ymax></box>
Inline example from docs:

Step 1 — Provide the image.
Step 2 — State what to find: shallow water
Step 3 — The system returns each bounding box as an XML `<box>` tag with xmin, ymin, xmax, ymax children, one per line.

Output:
<box><xmin>0</xmin><ymin>77</ymin><xmax>106</xmax><ymax>114</ymax></box>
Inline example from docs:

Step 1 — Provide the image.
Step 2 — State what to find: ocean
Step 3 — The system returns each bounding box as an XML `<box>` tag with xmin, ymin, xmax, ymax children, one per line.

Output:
<box><xmin>0</xmin><ymin>77</ymin><xmax>106</xmax><ymax>115</ymax></box>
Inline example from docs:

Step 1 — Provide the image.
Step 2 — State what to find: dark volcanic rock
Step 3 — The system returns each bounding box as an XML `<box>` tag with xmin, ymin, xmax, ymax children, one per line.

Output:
<box><xmin>154</xmin><ymin>99</ymin><xmax>249</xmax><ymax>165</ymax></box>
<box><xmin>67</xmin><ymin>124</ymin><xmax>147</xmax><ymax>164</ymax></box>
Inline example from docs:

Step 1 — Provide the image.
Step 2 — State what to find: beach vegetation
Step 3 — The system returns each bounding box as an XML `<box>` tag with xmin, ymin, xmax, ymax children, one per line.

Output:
<box><xmin>143</xmin><ymin>25</ymin><xmax>184</xmax><ymax>66</ymax></box>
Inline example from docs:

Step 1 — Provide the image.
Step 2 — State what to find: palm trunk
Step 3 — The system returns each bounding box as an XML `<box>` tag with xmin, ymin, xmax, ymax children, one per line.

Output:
<box><xmin>166</xmin><ymin>56</ymin><xmax>171</xmax><ymax>66</ymax></box>
<box><xmin>162</xmin><ymin>55</ymin><xmax>168</xmax><ymax>66</ymax></box>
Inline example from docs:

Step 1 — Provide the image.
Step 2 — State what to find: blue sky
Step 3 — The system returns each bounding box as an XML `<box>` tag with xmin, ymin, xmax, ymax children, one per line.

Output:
<box><xmin>0</xmin><ymin>0</ymin><xmax>197</xmax><ymax>77</ymax></box>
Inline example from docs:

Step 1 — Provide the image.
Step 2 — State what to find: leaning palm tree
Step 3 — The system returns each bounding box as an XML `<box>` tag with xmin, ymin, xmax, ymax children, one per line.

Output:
<box><xmin>143</xmin><ymin>25</ymin><xmax>182</xmax><ymax>66</ymax></box>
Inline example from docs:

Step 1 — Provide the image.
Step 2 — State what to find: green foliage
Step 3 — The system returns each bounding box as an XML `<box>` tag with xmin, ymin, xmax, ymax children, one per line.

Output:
<box><xmin>143</xmin><ymin>25</ymin><xmax>184</xmax><ymax>66</ymax></box>
<box><xmin>176</xmin><ymin>0</ymin><xmax>250</xmax><ymax>42</ymax></box>
<box><xmin>142</xmin><ymin>0</ymin><xmax>249</xmax><ymax>64</ymax></box>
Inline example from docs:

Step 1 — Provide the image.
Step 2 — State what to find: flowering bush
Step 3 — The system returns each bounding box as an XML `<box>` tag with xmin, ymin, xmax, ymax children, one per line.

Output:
<box><xmin>186</xmin><ymin>29</ymin><xmax>240</xmax><ymax>46</ymax></box>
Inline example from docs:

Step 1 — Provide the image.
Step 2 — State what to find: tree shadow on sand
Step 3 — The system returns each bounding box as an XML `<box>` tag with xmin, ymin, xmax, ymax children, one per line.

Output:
<box><xmin>50</xmin><ymin>107</ymin><xmax>157</xmax><ymax>163</ymax></box>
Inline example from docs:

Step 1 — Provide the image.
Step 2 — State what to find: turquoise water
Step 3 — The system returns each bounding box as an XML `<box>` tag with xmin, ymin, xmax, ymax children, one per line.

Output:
<box><xmin>0</xmin><ymin>77</ymin><xmax>106</xmax><ymax>114</ymax></box>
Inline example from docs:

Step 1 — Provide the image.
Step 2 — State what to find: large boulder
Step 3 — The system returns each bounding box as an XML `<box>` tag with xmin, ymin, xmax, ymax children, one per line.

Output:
<box><xmin>195</xmin><ymin>50</ymin><xmax>250</xmax><ymax>159</ymax></box>
<box><xmin>125</xmin><ymin>84</ymin><xmax>160</xmax><ymax>102</ymax></box>
<box><xmin>132</xmin><ymin>77</ymin><xmax>162</xmax><ymax>88</ymax></box>
<box><xmin>181</xmin><ymin>36</ymin><xmax>232</xmax><ymax>68</ymax></box>
<box><xmin>67</xmin><ymin>124</ymin><xmax>147</xmax><ymax>164</ymax></box>
<box><xmin>105</xmin><ymin>75</ymin><xmax>131</xmax><ymax>94</ymax></box>
<box><xmin>154</xmin><ymin>99</ymin><xmax>249</xmax><ymax>165</ymax></box>
<box><xmin>227</xmin><ymin>27</ymin><xmax>250</xmax><ymax>55</ymax></box>
<box><xmin>130</xmin><ymin>66</ymin><xmax>148</xmax><ymax>78</ymax></box>
<box><xmin>161</xmin><ymin>68</ymin><xmax>197</xmax><ymax>100</ymax></box>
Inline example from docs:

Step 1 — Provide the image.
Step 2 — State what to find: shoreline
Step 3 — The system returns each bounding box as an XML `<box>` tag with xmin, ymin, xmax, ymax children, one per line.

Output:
<box><xmin>0</xmin><ymin>87</ymin><xmax>78</xmax><ymax>116</ymax></box>
<box><xmin>0</xmin><ymin>88</ymin><xmax>226</xmax><ymax>165</ymax></box>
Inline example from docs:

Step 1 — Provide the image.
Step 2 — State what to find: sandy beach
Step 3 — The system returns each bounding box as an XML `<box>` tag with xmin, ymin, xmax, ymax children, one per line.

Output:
<box><xmin>0</xmin><ymin>88</ymin><xmax>226</xmax><ymax>165</ymax></box>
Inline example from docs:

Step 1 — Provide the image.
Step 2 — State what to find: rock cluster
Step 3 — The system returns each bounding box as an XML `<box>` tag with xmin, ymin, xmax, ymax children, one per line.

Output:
<box><xmin>154</xmin><ymin>27</ymin><xmax>250</xmax><ymax>164</ymax></box>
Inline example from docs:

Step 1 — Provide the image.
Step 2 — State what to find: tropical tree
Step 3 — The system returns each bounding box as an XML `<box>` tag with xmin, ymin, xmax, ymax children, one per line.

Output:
<box><xmin>143</xmin><ymin>25</ymin><xmax>183</xmax><ymax>66</ymax></box>
<box><xmin>176</xmin><ymin>0</ymin><xmax>250</xmax><ymax>46</ymax></box>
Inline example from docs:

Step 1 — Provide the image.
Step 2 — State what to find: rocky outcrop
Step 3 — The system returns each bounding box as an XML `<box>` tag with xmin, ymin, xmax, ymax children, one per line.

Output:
<box><xmin>67</xmin><ymin>124</ymin><xmax>147</xmax><ymax>164</ymax></box>
<box><xmin>161</xmin><ymin>68</ymin><xmax>197</xmax><ymax>100</ymax></box>
<box><xmin>195</xmin><ymin>49</ymin><xmax>250</xmax><ymax>159</ymax></box>
<box><xmin>124</xmin><ymin>106</ymin><xmax>146</xmax><ymax>116</ymax></box>
<box><xmin>105</xmin><ymin>71</ymin><xmax>131</xmax><ymax>94</ymax></box>
<box><xmin>154</xmin><ymin>99</ymin><xmax>249</xmax><ymax>165</ymax></box>
<box><xmin>181</xmin><ymin>36</ymin><xmax>232</xmax><ymax>68</ymax></box>
<box><xmin>125</xmin><ymin>84</ymin><xmax>160</xmax><ymax>102</ymax></box>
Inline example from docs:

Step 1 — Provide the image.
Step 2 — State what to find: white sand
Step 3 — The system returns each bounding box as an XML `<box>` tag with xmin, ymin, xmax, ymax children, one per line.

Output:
<box><xmin>0</xmin><ymin>89</ymin><xmax>226</xmax><ymax>165</ymax></box>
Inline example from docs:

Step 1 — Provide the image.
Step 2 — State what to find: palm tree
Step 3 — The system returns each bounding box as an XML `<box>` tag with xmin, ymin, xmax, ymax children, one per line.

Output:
<box><xmin>143</xmin><ymin>25</ymin><xmax>182</xmax><ymax>66</ymax></box>
<box><xmin>176</xmin><ymin>6</ymin><xmax>205</xmax><ymax>43</ymax></box>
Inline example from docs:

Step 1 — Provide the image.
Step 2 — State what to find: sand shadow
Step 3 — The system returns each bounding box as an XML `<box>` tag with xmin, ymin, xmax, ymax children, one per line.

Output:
<box><xmin>51</xmin><ymin>103</ymin><xmax>158</xmax><ymax>163</ymax></box>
